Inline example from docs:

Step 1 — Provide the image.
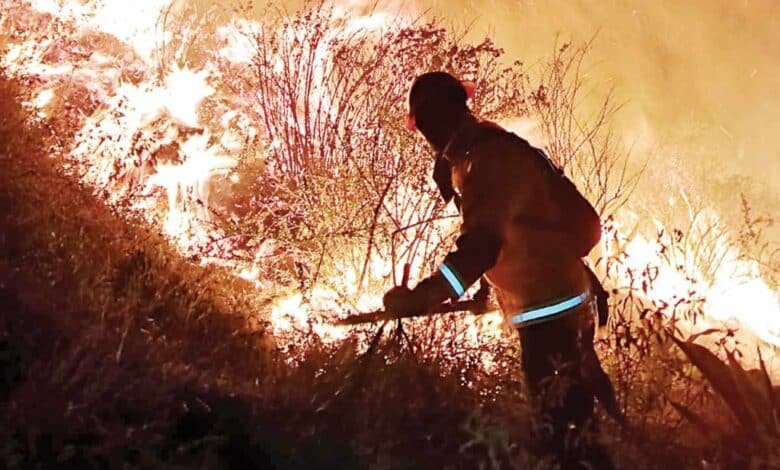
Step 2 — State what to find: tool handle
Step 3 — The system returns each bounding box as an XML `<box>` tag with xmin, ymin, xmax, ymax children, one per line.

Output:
<box><xmin>401</xmin><ymin>263</ymin><xmax>411</xmax><ymax>288</ymax></box>
<box><xmin>335</xmin><ymin>300</ymin><xmax>499</xmax><ymax>325</ymax></box>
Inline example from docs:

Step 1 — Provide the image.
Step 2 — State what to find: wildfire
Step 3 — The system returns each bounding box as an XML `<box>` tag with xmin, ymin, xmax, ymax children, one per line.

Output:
<box><xmin>29</xmin><ymin>0</ymin><xmax>173</xmax><ymax>60</ymax></box>
<box><xmin>1</xmin><ymin>0</ymin><xmax>777</xmax><ymax>369</ymax></box>
<box><xmin>604</xmin><ymin>211</ymin><xmax>780</xmax><ymax>349</ymax></box>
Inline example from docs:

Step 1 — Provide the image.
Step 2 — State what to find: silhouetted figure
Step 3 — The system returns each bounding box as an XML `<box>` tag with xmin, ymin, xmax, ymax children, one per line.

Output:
<box><xmin>383</xmin><ymin>72</ymin><xmax>619</xmax><ymax>469</ymax></box>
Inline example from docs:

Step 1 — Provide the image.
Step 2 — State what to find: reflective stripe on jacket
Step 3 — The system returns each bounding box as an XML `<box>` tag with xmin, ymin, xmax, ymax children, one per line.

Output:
<box><xmin>440</xmin><ymin>119</ymin><xmax>591</xmax><ymax>319</ymax></box>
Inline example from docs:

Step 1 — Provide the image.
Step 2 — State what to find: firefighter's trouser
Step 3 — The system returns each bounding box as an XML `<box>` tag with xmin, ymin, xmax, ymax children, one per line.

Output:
<box><xmin>517</xmin><ymin>300</ymin><xmax>615</xmax><ymax>469</ymax></box>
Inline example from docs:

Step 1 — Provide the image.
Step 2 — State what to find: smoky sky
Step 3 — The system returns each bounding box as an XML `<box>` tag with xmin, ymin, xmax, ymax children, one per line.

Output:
<box><xmin>421</xmin><ymin>0</ymin><xmax>779</xmax><ymax>213</ymax></box>
<box><xmin>200</xmin><ymin>0</ymin><xmax>778</xmax><ymax>222</ymax></box>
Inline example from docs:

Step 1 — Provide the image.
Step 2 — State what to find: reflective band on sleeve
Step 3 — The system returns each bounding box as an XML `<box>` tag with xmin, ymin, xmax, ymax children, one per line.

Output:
<box><xmin>510</xmin><ymin>292</ymin><xmax>589</xmax><ymax>326</ymax></box>
<box><xmin>439</xmin><ymin>263</ymin><xmax>466</xmax><ymax>297</ymax></box>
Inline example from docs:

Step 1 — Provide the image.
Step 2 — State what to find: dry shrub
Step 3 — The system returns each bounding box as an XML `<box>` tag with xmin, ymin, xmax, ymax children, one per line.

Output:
<box><xmin>3</xmin><ymin>1</ymin><xmax>778</xmax><ymax>468</ymax></box>
<box><xmin>217</xmin><ymin>2</ymin><xmax>531</xmax><ymax>301</ymax></box>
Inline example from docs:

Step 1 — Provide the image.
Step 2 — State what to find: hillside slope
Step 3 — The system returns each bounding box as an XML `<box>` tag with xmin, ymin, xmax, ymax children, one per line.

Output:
<box><xmin>0</xmin><ymin>74</ymin><xmax>361</xmax><ymax>469</ymax></box>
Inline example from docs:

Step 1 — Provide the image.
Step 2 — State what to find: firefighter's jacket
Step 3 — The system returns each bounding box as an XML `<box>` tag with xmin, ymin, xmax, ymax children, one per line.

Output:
<box><xmin>415</xmin><ymin>117</ymin><xmax>594</xmax><ymax>323</ymax></box>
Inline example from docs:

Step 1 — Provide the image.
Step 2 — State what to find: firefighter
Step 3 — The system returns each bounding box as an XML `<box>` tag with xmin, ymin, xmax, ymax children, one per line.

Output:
<box><xmin>383</xmin><ymin>72</ymin><xmax>619</xmax><ymax>469</ymax></box>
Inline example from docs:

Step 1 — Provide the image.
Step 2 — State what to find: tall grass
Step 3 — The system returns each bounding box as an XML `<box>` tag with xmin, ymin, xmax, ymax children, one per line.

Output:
<box><xmin>1</xmin><ymin>1</ymin><xmax>779</xmax><ymax>468</ymax></box>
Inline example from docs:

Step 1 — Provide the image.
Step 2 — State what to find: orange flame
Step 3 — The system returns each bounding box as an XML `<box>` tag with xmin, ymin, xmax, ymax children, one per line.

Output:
<box><xmin>2</xmin><ymin>1</ymin><xmax>777</xmax><ymax>369</ymax></box>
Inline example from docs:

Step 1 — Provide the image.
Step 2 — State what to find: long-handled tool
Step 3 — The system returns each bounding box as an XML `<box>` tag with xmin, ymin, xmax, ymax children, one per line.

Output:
<box><xmin>335</xmin><ymin>299</ymin><xmax>499</xmax><ymax>325</ymax></box>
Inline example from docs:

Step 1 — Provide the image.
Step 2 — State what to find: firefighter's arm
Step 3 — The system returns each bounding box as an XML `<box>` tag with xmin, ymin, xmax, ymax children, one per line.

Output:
<box><xmin>383</xmin><ymin>227</ymin><xmax>502</xmax><ymax>315</ymax></box>
<box><xmin>383</xmin><ymin>155</ymin><xmax>507</xmax><ymax>315</ymax></box>
<box><xmin>425</xmin><ymin>226</ymin><xmax>502</xmax><ymax>299</ymax></box>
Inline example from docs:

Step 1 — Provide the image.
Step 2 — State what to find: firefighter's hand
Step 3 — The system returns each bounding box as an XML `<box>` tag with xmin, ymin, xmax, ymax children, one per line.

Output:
<box><xmin>382</xmin><ymin>286</ymin><xmax>427</xmax><ymax>316</ymax></box>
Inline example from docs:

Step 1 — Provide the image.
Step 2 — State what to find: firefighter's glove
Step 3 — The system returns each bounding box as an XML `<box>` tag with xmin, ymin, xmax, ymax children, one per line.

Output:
<box><xmin>382</xmin><ymin>286</ymin><xmax>428</xmax><ymax>316</ymax></box>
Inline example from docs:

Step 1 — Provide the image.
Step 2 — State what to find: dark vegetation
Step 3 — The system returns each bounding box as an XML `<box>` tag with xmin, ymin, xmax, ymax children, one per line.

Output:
<box><xmin>1</xmin><ymin>1</ymin><xmax>780</xmax><ymax>468</ymax></box>
<box><xmin>0</xmin><ymin>72</ymin><xmax>531</xmax><ymax>470</ymax></box>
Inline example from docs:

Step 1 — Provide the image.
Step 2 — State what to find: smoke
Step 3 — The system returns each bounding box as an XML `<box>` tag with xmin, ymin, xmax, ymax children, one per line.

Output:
<box><xmin>419</xmin><ymin>0</ymin><xmax>779</xmax><ymax>225</ymax></box>
<box><xmin>178</xmin><ymin>1</ymin><xmax>779</xmax><ymax>223</ymax></box>
<box><xmin>221</xmin><ymin>0</ymin><xmax>779</xmax><ymax>228</ymax></box>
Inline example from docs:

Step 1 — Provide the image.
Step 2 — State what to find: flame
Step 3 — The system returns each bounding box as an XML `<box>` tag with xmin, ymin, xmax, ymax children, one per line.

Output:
<box><xmin>270</xmin><ymin>288</ymin><xmax>351</xmax><ymax>345</ymax></box>
<box><xmin>217</xmin><ymin>20</ymin><xmax>258</xmax><ymax>64</ymax></box>
<box><xmin>145</xmin><ymin>130</ymin><xmax>236</xmax><ymax>238</ymax></box>
<box><xmin>31</xmin><ymin>0</ymin><xmax>174</xmax><ymax>60</ymax></box>
<box><xmin>707</xmin><ymin>256</ymin><xmax>780</xmax><ymax>345</ymax></box>
<box><xmin>159</xmin><ymin>66</ymin><xmax>215</xmax><ymax>128</ymax></box>
<box><xmin>32</xmin><ymin>88</ymin><xmax>55</xmax><ymax>111</ymax></box>
<box><xmin>2</xmin><ymin>0</ymin><xmax>777</xmax><ymax>370</ymax></box>
<box><xmin>607</xmin><ymin>214</ymin><xmax>780</xmax><ymax>346</ymax></box>
<box><xmin>621</xmin><ymin>232</ymin><xmax>697</xmax><ymax>303</ymax></box>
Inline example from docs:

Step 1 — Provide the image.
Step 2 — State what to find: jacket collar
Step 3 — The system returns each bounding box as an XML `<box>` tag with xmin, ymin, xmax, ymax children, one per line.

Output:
<box><xmin>437</xmin><ymin>114</ymin><xmax>480</xmax><ymax>162</ymax></box>
<box><xmin>432</xmin><ymin>115</ymin><xmax>480</xmax><ymax>207</ymax></box>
